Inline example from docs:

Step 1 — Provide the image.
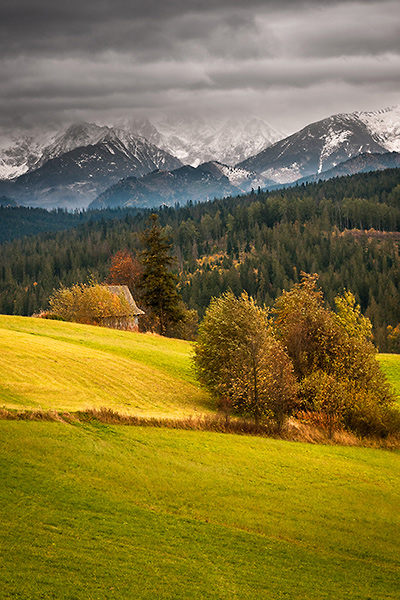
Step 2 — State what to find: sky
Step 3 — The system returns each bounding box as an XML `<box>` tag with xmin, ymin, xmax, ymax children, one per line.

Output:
<box><xmin>0</xmin><ymin>0</ymin><xmax>399</xmax><ymax>135</ymax></box>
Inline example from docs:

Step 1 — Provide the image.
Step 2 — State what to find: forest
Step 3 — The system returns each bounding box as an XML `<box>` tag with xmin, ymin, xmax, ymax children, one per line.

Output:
<box><xmin>1</xmin><ymin>167</ymin><xmax>400</xmax><ymax>350</ymax></box>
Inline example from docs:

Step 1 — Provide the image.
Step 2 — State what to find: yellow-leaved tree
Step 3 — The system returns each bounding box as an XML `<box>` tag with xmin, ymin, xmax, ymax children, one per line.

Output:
<box><xmin>48</xmin><ymin>281</ymin><xmax>132</xmax><ymax>326</ymax></box>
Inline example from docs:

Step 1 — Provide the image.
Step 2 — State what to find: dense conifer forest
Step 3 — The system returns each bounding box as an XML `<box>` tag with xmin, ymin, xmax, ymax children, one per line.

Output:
<box><xmin>1</xmin><ymin>167</ymin><xmax>400</xmax><ymax>349</ymax></box>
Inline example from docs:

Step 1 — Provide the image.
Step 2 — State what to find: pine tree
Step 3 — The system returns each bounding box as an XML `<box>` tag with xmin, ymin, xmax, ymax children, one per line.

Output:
<box><xmin>139</xmin><ymin>214</ymin><xmax>183</xmax><ymax>335</ymax></box>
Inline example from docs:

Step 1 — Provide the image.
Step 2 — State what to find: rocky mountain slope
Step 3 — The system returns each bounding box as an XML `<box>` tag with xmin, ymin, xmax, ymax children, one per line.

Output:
<box><xmin>238</xmin><ymin>106</ymin><xmax>400</xmax><ymax>184</ymax></box>
<box><xmin>0</xmin><ymin>124</ymin><xmax>182</xmax><ymax>209</ymax></box>
<box><xmin>296</xmin><ymin>151</ymin><xmax>400</xmax><ymax>184</ymax></box>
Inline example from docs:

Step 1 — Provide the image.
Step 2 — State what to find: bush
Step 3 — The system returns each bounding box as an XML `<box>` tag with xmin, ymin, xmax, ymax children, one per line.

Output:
<box><xmin>343</xmin><ymin>391</ymin><xmax>400</xmax><ymax>438</ymax></box>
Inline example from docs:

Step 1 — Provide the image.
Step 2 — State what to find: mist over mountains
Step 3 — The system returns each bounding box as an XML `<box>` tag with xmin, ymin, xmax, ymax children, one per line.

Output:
<box><xmin>119</xmin><ymin>116</ymin><xmax>285</xmax><ymax>167</ymax></box>
<box><xmin>0</xmin><ymin>106</ymin><xmax>399</xmax><ymax>210</ymax></box>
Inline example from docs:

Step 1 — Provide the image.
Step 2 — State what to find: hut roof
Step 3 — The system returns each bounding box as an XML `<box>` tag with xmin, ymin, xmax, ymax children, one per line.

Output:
<box><xmin>105</xmin><ymin>285</ymin><xmax>145</xmax><ymax>315</ymax></box>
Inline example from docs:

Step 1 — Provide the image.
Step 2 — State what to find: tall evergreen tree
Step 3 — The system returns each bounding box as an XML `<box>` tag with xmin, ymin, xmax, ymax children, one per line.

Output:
<box><xmin>139</xmin><ymin>214</ymin><xmax>183</xmax><ymax>335</ymax></box>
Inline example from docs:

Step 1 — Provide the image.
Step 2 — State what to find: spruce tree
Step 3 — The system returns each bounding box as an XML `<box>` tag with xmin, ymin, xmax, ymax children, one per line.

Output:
<box><xmin>139</xmin><ymin>214</ymin><xmax>183</xmax><ymax>335</ymax></box>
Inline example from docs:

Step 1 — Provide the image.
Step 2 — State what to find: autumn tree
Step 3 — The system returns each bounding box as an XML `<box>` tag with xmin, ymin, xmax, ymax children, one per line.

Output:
<box><xmin>107</xmin><ymin>249</ymin><xmax>143</xmax><ymax>297</ymax></box>
<box><xmin>139</xmin><ymin>214</ymin><xmax>183</xmax><ymax>336</ymax></box>
<box><xmin>48</xmin><ymin>281</ymin><xmax>132</xmax><ymax>325</ymax></box>
<box><xmin>194</xmin><ymin>291</ymin><xmax>298</xmax><ymax>428</ymax></box>
<box><xmin>272</xmin><ymin>273</ymin><xmax>395</xmax><ymax>435</ymax></box>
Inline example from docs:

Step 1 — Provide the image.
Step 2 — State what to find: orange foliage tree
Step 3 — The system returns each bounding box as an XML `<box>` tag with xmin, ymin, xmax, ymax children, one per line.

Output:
<box><xmin>107</xmin><ymin>249</ymin><xmax>143</xmax><ymax>297</ymax></box>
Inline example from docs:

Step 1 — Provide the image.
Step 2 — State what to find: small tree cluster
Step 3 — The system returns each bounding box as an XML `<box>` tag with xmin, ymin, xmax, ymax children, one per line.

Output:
<box><xmin>273</xmin><ymin>274</ymin><xmax>395</xmax><ymax>436</ymax></box>
<box><xmin>194</xmin><ymin>274</ymin><xmax>398</xmax><ymax>437</ymax></box>
<box><xmin>48</xmin><ymin>281</ymin><xmax>132</xmax><ymax>325</ymax></box>
<box><xmin>194</xmin><ymin>291</ymin><xmax>298</xmax><ymax>430</ymax></box>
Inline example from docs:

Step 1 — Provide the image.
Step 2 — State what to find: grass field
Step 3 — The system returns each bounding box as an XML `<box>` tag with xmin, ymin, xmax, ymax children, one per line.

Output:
<box><xmin>1</xmin><ymin>421</ymin><xmax>399</xmax><ymax>599</ymax></box>
<box><xmin>0</xmin><ymin>315</ymin><xmax>212</xmax><ymax>416</ymax></box>
<box><xmin>1</xmin><ymin>316</ymin><xmax>400</xmax><ymax>598</ymax></box>
<box><xmin>1</xmin><ymin>315</ymin><xmax>400</xmax><ymax>416</ymax></box>
<box><xmin>378</xmin><ymin>353</ymin><xmax>400</xmax><ymax>406</ymax></box>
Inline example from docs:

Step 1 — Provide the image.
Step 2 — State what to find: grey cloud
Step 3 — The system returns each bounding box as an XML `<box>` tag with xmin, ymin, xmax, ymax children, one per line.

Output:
<box><xmin>0</xmin><ymin>0</ymin><xmax>386</xmax><ymax>57</ymax></box>
<box><xmin>293</xmin><ymin>1</ymin><xmax>400</xmax><ymax>58</ymax></box>
<box><xmin>0</xmin><ymin>0</ymin><xmax>398</xmax><ymax>134</ymax></box>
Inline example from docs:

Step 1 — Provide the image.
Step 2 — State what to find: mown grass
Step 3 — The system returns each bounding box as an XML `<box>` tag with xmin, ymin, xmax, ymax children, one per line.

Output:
<box><xmin>1</xmin><ymin>421</ymin><xmax>399</xmax><ymax>599</ymax></box>
<box><xmin>0</xmin><ymin>315</ymin><xmax>211</xmax><ymax>416</ymax></box>
<box><xmin>378</xmin><ymin>353</ymin><xmax>400</xmax><ymax>406</ymax></box>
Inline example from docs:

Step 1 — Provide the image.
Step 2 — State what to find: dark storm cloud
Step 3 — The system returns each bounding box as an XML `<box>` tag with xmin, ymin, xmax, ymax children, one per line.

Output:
<box><xmin>0</xmin><ymin>0</ymin><xmax>399</xmax><ymax>133</ymax></box>
<box><xmin>0</xmin><ymin>0</ymin><xmax>390</xmax><ymax>57</ymax></box>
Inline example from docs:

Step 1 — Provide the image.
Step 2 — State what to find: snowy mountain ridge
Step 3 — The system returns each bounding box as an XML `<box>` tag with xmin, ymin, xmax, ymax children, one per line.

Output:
<box><xmin>239</xmin><ymin>105</ymin><xmax>400</xmax><ymax>184</ymax></box>
<box><xmin>119</xmin><ymin>115</ymin><xmax>285</xmax><ymax>167</ymax></box>
<box><xmin>356</xmin><ymin>106</ymin><xmax>400</xmax><ymax>152</ymax></box>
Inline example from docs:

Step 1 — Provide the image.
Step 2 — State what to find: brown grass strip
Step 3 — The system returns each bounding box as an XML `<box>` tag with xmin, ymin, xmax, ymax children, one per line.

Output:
<box><xmin>0</xmin><ymin>406</ymin><xmax>399</xmax><ymax>449</ymax></box>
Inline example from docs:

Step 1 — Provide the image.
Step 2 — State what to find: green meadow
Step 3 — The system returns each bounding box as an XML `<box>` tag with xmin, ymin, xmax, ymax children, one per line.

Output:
<box><xmin>0</xmin><ymin>316</ymin><xmax>400</xmax><ymax>599</ymax></box>
<box><xmin>1</xmin><ymin>421</ymin><xmax>400</xmax><ymax>599</ymax></box>
<box><xmin>378</xmin><ymin>353</ymin><xmax>400</xmax><ymax>406</ymax></box>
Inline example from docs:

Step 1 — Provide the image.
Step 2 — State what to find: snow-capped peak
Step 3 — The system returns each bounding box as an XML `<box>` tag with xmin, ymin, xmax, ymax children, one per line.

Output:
<box><xmin>356</xmin><ymin>105</ymin><xmax>400</xmax><ymax>152</ymax></box>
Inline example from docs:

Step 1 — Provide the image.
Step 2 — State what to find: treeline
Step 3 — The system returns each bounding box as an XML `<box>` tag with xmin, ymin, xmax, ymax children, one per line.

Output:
<box><xmin>1</xmin><ymin>168</ymin><xmax>400</xmax><ymax>349</ymax></box>
<box><xmin>0</xmin><ymin>205</ymin><xmax>143</xmax><ymax>243</ymax></box>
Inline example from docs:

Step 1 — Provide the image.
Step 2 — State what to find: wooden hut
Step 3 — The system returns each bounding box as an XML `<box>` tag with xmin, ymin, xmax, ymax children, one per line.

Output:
<box><xmin>103</xmin><ymin>285</ymin><xmax>145</xmax><ymax>331</ymax></box>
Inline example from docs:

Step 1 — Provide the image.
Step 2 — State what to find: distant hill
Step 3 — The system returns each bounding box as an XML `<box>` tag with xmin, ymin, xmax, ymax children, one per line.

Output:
<box><xmin>89</xmin><ymin>162</ymin><xmax>273</xmax><ymax>209</ymax></box>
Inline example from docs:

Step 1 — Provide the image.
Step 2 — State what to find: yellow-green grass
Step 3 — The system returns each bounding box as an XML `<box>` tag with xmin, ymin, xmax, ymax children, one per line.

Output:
<box><xmin>378</xmin><ymin>353</ymin><xmax>400</xmax><ymax>406</ymax></box>
<box><xmin>1</xmin><ymin>421</ymin><xmax>399</xmax><ymax>599</ymax></box>
<box><xmin>1</xmin><ymin>316</ymin><xmax>400</xmax><ymax>418</ymax></box>
<box><xmin>0</xmin><ymin>315</ymin><xmax>212</xmax><ymax>417</ymax></box>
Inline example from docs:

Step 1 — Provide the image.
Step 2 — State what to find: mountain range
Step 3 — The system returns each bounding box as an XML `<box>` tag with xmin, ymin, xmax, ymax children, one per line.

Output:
<box><xmin>0</xmin><ymin>106</ymin><xmax>399</xmax><ymax>210</ymax></box>
<box><xmin>239</xmin><ymin>106</ymin><xmax>400</xmax><ymax>183</ymax></box>
<box><xmin>0</xmin><ymin>123</ymin><xmax>183</xmax><ymax>209</ymax></box>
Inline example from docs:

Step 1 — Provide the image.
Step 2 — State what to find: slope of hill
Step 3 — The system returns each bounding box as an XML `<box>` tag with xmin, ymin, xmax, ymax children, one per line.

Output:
<box><xmin>1</xmin><ymin>416</ymin><xmax>399</xmax><ymax>598</ymax></box>
<box><xmin>0</xmin><ymin>315</ymin><xmax>211</xmax><ymax>416</ymax></box>
<box><xmin>89</xmin><ymin>161</ymin><xmax>272</xmax><ymax>209</ymax></box>
<box><xmin>1</xmin><ymin>316</ymin><xmax>399</xmax><ymax>598</ymax></box>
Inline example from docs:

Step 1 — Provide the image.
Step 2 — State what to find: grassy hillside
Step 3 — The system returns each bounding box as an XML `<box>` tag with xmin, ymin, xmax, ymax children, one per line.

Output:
<box><xmin>1</xmin><ymin>421</ymin><xmax>399</xmax><ymax>599</ymax></box>
<box><xmin>0</xmin><ymin>315</ymin><xmax>211</xmax><ymax>416</ymax></box>
<box><xmin>1</xmin><ymin>316</ymin><xmax>400</xmax><ymax>416</ymax></box>
<box><xmin>1</xmin><ymin>317</ymin><xmax>399</xmax><ymax>597</ymax></box>
<box><xmin>378</xmin><ymin>353</ymin><xmax>400</xmax><ymax>405</ymax></box>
